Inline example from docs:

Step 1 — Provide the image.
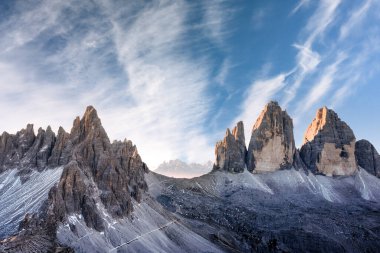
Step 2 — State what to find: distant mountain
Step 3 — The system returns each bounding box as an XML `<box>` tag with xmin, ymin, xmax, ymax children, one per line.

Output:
<box><xmin>154</xmin><ymin>159</ymin><xmax>212</xmax><ymax>178</ymax></box>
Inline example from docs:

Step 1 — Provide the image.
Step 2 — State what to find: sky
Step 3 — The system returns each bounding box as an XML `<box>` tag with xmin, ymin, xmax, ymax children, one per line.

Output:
<box><xmin>0</xmin><ymin>0</ymin><xmax>379</xmax><ymax>170</ymax></box>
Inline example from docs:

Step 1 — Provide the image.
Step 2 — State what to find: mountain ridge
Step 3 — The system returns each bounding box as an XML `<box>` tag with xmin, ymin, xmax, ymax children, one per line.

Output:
<box><xmin>0</xmin><ymin>102</ymin><xmax>379</xmax><ymax>253</ymax></box>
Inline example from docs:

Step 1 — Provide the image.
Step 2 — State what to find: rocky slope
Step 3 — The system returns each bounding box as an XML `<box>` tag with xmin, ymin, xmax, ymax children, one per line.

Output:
<box><xmin>300</xmin><ymin>107</ymin><xmax>357</xmax><ymax>176</ymax></box>
<box><xmin>355</xmin><ymin>139</ymin><xmax>380</xmax><ymax>177</ymax></box>
<box><xmin>148</xmin><ymin>167</ymin><xmax>380</xmax><ymax>253</ymax></box>
<box><xmin>213</xmin><ymin>121</ymin><xmax>246</xmax><ymax>173</ymax></box>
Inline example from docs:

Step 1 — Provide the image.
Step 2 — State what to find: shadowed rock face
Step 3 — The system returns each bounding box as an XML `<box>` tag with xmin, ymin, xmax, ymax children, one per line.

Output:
<box><xmin>355</xmin><ymin>139</ymin><xmax>380</xmax><ymax>177</ymax></box>
<box><xmin>214</xmin><ymin>121</ymin><xmax>246</xmax><ymax>173</ymax></box>
<box><xmin>49</xmin><ymin>106</ymin><xmax>148</xmax><ymax>230</ymax></box>
<box><xmin>300</xmin><ymin>107</ymin><xmax>357</xmax><ymax>176</ymax></box>
<box><xmin>0</xmin><ymin>106</ymin><xmax>149</xmax><ymax>252</ymax></box>
<box><xmin>247</xmin><ymin>101</ymin><xmax>295</xmax><ymax>172</ymax></box>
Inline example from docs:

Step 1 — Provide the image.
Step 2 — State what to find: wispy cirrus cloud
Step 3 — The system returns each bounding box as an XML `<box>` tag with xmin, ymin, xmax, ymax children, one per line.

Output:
<box><xmin>0</xmin><ymin>0</ymin><xmax>234</xmax><ymax>169</ymax></box>
<box><xmin>296</xmin><ymin>53</ymin><xmax>346</xmax><ymax>114</ymax></box>
<box><xmin>290</xmin><ymin>0</ymin><xmax>311</xmax><ymax>15</ymax></box>
<box><xmin>339</xmin><ymin>0</ymin><xmax>372</xmax><ymax>40</ymax></box>
<box><xmin>283</xmin><ymin>0</ymin><xmax>341</xmax><ymax>107</ymax></box>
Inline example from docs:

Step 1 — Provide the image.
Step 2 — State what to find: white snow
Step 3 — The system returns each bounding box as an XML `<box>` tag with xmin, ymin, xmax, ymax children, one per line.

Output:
<box><xmin>0</xmin><ymin>167</ymin><xmax>63</xmax><ymax>238</ymax></box>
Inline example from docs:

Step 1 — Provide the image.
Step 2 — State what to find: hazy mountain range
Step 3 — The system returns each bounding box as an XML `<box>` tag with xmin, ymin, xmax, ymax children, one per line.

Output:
<box><xmin>154</xmin><ymin>160</ymin><xmax>213</xmax><ymax>178</ymax></box>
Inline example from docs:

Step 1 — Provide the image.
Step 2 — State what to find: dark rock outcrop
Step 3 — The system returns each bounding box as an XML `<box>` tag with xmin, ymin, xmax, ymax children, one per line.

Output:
<box><xmin>246</xmin><ymin>101</ymin><xmax>295</xmax><ymax>172</ymax></box>
<box><xmin>0</xmin><ymin>123</ymin><xmax>68</xmax><ymax>177</ymax></box>
<box><xmin>0</xmin><ymin>106</ymin><xmax>150</xmax><ymax>252</ymax></box>
<box><xmin>214</xmin><ymin>121</ymin><xmax>246</xmax><ymax>173</ymax></box>
<box><xmin>300</xmin><ymin>107</ymin><xmax>357</xmax><ymax>176</ymax></box>
<box><xmin>48</xmin><ymin>106</ymin><xmax>149</xmax><ymax>230</ymax></box>
<box><xmin>355</xmin><ymin>139</ymin><xmax>380</xmax><ymax>177</ymax></box>
<box><xmin>48</xmin><ymin>127</ymin><xmax>72</xmax><ymax>167</ymax></box>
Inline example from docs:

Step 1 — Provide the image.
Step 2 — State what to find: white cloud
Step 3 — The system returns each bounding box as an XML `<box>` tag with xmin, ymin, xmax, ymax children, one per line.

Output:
<box><xmin>283</xmin><ymin>0</ymin><xmax>341</xmax><ymax>106</ymax></box>
<box><xmin>339</xmin><ymin>0</ymin><xmax>372</xmax><ymax>40</ymax></box>
<box><xmin>296</xmin><ymin>53</ymin><xmax>346</xmax><ymax>114</ymax></box>
<box><xmin>202</xmin><ymin>1</ymin><xmax>233</xmax><ymax>45</ymax></box>
<box><xmin>98</xmin><ymin>0</ymin><xmax>218</xmax><ymax>168</ymax></box>
<box><xmin>291</xmin><ymin>0</ymin><xmax>311</xmax><ymax>15</ymax></box>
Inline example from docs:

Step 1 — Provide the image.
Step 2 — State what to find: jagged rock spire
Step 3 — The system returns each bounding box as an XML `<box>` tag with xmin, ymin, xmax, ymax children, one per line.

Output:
<box><xmin>49</xmin><ymin>106</ymin><xmax>149</xmax><ymax>231</ymax></box>
<box><xmin>300</xmin><ymin>106</ymin><xmax>357</xmax><ymax>176</ymax></box>
<box><xmin>247</xmin><ymin>101</ymin><xmax>295</xmax><ymax>172</ymax></box>
<box><xmin>0</xmin><ymin>106</ymin><xmax>149</xmax><ymax>232</ymax></box>
<box><xmin>214</xmin><ymin>121</ymin><xmax>246</xmax><ymax>173</ymax></box>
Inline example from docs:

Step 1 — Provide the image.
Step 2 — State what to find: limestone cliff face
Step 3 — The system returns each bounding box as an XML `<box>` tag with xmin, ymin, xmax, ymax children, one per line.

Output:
<box><xmin>355</xmin><ymin>139</ymin><xmax>380</xmax><ymax>177</ymax></box>
<box><xmin>214</xmin><ymin>121</ymin><xmax>246</xmax><ymax>173</ymax></box>
<box><xmin>247</xmin><ymin>101</ymin><xmax>295</xmax><ymax>172</ymax></box>
<box><xmin>300</xmin><ymin>107</ymin><xmax>357</xmax><ymax>176</ymax></box>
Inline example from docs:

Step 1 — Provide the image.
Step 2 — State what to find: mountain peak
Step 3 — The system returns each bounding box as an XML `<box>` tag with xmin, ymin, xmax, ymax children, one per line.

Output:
<box><xmin>300</xmin><ymin>106</ymin><xmax>357</xmax><ymax>176</ymax></box>
<box><xmin>303</xmin><ymin>106</ymin><xmax>351</xmax><ymax>144</ymax></box>
<box><xmin>247</xmin><ymin>101</ymin><xmax>295</xmax><ymax>172</ymax></box>
<box><xmin>214</xmin><ymin>121</ymin><xmax>246</xmax><ymax>173</ymax></box>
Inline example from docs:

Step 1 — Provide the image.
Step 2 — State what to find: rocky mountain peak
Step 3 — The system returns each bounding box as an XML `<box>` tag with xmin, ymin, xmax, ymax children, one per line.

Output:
<box><xmin>47</xmin><ymin>106</ymin><xmax>149</xmax><ymax>231</ymax></box>
<box><xmin>300</xmin><ymin>106</ymin><xmax>357</xmax><ymax>176</ymax></box>
<box><xmin>303</xmin><ymin>106</ymin><xmax>355</xmax><ymax>144</ymax></box>
<box><xmin>247</xmin><ymin>101</ymin><xmax>295</xmax><ymax>172</ymax></box>
<box><xmin>214</xmin><ymin>122</ymin><xmax>246</xmax><ymax>173</ymax></box>
<box><xmin>0</xmin><ymin>106</ymin><xmax>149</xmax><ymax>237</ymax></box>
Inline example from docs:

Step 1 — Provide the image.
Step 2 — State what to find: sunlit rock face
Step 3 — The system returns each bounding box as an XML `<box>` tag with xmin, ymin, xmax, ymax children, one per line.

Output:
<box><xmin>355</xmin><ymin>139</ymin><xmax>380</xmax><ymax>177</ymax></box>
<box><xmin>300</xmin><ymin>107</ymin><xmax>357</xmax><ymax>176</ymax></box>
<box><xmin>247</xmin><ymin>101</ymin><xmax>295</xmax><ymax>173</ymax></box>
<box><xmin>214</xmin><ymin>121</ymin><xmax>246</xmax><ymax>173</ymax></box>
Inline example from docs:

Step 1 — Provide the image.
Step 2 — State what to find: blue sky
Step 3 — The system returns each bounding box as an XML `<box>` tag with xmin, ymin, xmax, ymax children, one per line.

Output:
<box><xmin>0</xmin><ymin>0</ymin><xmax>379</xmax><ymax>169</ymax></box>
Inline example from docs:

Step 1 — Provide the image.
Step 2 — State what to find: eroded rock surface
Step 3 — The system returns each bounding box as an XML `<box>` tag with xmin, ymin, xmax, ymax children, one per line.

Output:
<box><xmin>214</xmin><ymin>121</ymin><xmax>246</xmax><ymax>173</ymax></box>
<box><xmin>247</xmin><ymin>101</ymin><xmax>295</xmax><ymax>172</ymax></box>
<box><xmin>355</xmin><ymin>139</ymin><xmax>380</xmax><ymax>177</ymax></box>
<box><xmin>300</xmin><ymin>107</ymin><xmax>357</xmax><ymax>176</ymax></box>
<box><xmin>48</xmin><ymin>106</ymin><xmax>148</xmax><ymax>230</ymax></box>
<box><xmin>0</xmin><ymin>106</ymin><xmax>149</xmax><ymax>252</ymax></box>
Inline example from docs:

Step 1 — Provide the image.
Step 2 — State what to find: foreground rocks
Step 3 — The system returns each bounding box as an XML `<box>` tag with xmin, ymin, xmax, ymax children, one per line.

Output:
<box><xmin>300</xmin><ymin>107</ymin><xmax>357</xmax><ymax>176</ymax></box>
<box><xmin>247</xmin><ymin>101</ymin><xmax>295</xmax><ymax>172</ymax></box>
<box><xmin>355</xmin><ymin>139</ymin><xmax>380</xmax><ymax>177</ymax></box>
<box><xmin>214</xmin><ymin>121</ymin><xmax>246</xmax><ymax>173</ymax></box>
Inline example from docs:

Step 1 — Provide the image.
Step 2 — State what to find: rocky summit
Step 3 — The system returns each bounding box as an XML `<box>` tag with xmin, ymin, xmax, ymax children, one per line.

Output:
<box><xmin>246</xmin><ymin>101</ymin><xmax>295</xmax><ymax>172</ymax></box>
<box><xmin>0</xmin><ymin>106</ymin><xmax>149</xmax><ymax>252</ymax></box>
<box><xmin>213</xmin><ymin>121</ymin><xmax>246</xmax><ymax>173</ymax></box>
<box><xmin>300</xmin><ymin>106</ymin><xmax>357</xmax><ymax>176</ymax></box>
